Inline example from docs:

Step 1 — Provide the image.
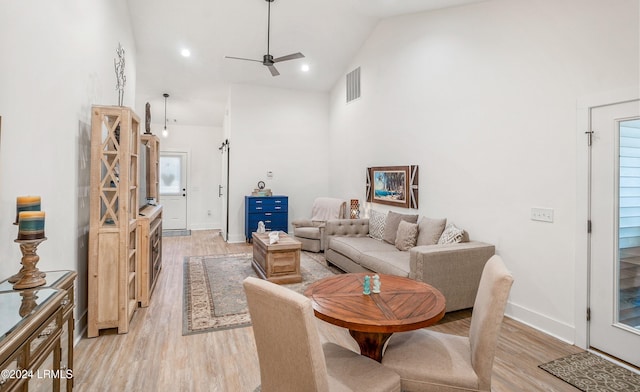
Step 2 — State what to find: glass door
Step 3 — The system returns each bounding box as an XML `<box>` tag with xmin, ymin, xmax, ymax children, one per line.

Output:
<box><xmin>590</xmin><ymin>100</ymin><xmax>640</xmax><ymax>367</ymax></box>
<box><xmin>618</xmin><ymin>118</ymin><xmax>640</xmax><ymax>332</ymax></box>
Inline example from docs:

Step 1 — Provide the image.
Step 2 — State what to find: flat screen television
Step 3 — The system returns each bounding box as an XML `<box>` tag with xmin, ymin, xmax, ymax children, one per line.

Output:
<box><xmin>139</xmin><ymin>140</ymin><xmax>149</xmax><ymax>211</ymax></box>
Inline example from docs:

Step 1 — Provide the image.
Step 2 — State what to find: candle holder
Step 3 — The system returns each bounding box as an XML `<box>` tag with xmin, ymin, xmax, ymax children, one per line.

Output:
<box><xmin>350</xmin><ymin>199</ymin><xmax>360</xmax><ymax>219</ymax></box>
<box><xmin>19</xmin><ymin>289</ymin><xmax>39</xmax><ymax>317</ymax></box>
<box><xmin>7</xmin><ymin>264</ymin><xmax>46</xmax><ymax>284</ymax></box>
<box><xmin>12</xmin><ymin>237</ymin><xmax>47</xmax><ymax>290</ymax></box>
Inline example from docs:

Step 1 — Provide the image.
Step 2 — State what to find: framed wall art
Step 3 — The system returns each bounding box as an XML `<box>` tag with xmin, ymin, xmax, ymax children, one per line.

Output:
<box><xmin>366</xmin><ymin>165</ymin><xmax>418</xmax><ymax>209</ymax></box>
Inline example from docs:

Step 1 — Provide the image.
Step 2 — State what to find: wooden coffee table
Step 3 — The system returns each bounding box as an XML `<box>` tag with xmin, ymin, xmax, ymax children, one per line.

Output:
<box><xmin>252</xmin><ymin>232</ymin><xmax>302</xmax><ymax>284</ymax></box>
<box><xmin>304</xmin><ymin>273</ymin><xmax>446</xmax><ymax>362</ymax></box>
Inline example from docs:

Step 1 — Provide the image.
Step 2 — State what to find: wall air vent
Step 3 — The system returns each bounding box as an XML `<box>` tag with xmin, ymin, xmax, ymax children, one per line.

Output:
<box><xmin>346</xmin><ymin>67</ymin><xmax>361</xmax><ymax>103</ymax></box>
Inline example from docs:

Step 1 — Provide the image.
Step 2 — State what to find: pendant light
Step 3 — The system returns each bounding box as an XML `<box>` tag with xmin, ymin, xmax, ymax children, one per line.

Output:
<box><xmin>161</xmin><ymin>93</ymin><xmax>169</xmax><ymax>138</ymax></box>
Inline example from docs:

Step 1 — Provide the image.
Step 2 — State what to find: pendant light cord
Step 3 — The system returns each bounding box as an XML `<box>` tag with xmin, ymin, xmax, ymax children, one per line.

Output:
<box><xmin>163</xmin><ymin>93</ymin><xmax>169</xmax><ymax>131</ymax></box>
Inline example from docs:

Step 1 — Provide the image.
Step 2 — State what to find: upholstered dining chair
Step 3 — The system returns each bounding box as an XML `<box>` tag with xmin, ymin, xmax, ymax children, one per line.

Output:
<box><xmin>292</xmin><ymin>197</ymin><xmax>347</xmax><ymax>252</ymax></box>
<box><xmin>381</xmin><ymin>255</ymin><xmax>514</xmax><ymax>392</ymax></box>
<box><xmin>243</xmin><ymin>277</ymin><xmax>401</xmax><ymax>392</ymax></box>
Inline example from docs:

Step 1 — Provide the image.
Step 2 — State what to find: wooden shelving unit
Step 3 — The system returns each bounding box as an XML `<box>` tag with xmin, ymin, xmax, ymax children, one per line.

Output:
<box><xmin>138</xmin><ymin>133</ymin><xmax>162</xmax><ymax>307</ymax></box>
<box><xmin>88</xmin><ymin>105</ymin><xmax>140</xmax><ymax>338</ymax></box>
<box><xmin>138</xmin><ymin>204</ymin><xmax>163</xmax><ymax>307</ymax></box>
<box><xmin>141</xmin><ymin>134</ymin><xmax>160</xmax><ymax>202</ymax></box>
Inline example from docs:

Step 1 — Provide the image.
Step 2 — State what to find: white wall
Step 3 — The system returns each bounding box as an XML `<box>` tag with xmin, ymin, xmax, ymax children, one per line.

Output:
<box><xmin>227</xmin><ymin>84</ymin><xmax>330</xmax><ymax>242</ymax></box>
<box><xmin>0</xmin><ymin>0</ymin><xmax>136</xmax><ymax>334</ymax></box>
<box><xmin>328</xmin><ymin>0</ymin><xmax>639</xmax><ymax>343</ymax></box>
<box><xmin>152</xmin><ymin>123</ymin><xmax>223</xmax><ymax>230</ymax></box>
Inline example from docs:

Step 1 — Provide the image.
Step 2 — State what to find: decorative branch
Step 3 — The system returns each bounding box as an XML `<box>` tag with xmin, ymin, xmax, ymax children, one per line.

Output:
<box><xmin>114</xmin><ymin>43</ymin><xmax>126</xmax><ymax>106</ymax></box>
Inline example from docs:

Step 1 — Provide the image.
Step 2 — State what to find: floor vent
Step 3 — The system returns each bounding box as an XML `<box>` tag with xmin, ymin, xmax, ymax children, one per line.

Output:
<box><xmin>346</xmin><ymin>67</ymin><xmax>361</xmax><ymax>103</ymax></box>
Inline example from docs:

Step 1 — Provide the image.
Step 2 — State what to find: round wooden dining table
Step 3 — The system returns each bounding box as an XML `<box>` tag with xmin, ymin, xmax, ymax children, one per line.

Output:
<box><xmin>304</xmin><ymin>273</ymin><xmax>446</xmax><ymax>362</ymax></box>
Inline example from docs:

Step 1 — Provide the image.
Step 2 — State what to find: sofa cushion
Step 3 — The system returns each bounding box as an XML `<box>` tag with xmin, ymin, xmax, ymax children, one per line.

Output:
<box><xmin>368</xmin><ymin>209</ymin><xmax>387</xmax><ymax>240</ymax></box>
<box><xmin>395</xmin><ymin>220</ymin><xmax>418</xmax><ymax>251</ymax></box>
<box><xmin>330</xmin><ymin>236</ymin><xmax>394</xmax><ymax>263</ymax></box>
<box><xmin>383</xmin><ymin>211</ymin><xmax>419</xmax><ymax>244</ymax></box>
<box><xmin>417</xmin><ymin>217</ymin><xmax>447</xmax><ymax>246</ymax></box>
<box><xmin>360</xmin><ymin>251</ymin><xmax>410</xmax><ymax>277</ymax></box>
<box><xmin>438</xmin><ymin>223</ymin><xmax>465</xmax><ymax>244</ymax></box>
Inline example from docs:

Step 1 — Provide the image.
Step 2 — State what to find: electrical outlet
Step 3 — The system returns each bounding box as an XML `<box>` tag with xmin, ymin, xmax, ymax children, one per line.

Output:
<box><xmin>531</xmin><ymin>207</ymin><xmax>553</xmax><ymax>223</ymax></box>
<box><xmin>207</xmin><ymin>210</ymin><xmax>212</xmax><ymax>216</ymax></box>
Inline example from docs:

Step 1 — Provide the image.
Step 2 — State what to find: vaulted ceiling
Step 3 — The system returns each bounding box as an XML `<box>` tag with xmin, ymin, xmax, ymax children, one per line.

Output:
<box><xmin>128</xmin><ymin>0</ymin><xmax>484</xmax><ymax>127</ymax></box>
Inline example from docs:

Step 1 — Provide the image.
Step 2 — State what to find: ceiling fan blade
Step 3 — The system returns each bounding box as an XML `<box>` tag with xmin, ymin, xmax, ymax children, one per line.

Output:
<box><xmin>273</xmin><ymin>52</ymin><xmax>305</xmax><ymax>63</ymax></box>
<box><xmin>224</xmin><ymin>56</ymin><xmax>262</xmax><ymax>63</ymax></box>
<box><xmin>268</xmin><ymin>65</ymin><xmax>280</xmax><ymax>77</ymax></box>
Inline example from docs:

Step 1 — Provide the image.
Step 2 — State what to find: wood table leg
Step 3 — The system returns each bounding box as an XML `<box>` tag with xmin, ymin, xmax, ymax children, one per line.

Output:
<box><xmin>349</xmin><ymin>330</ymin><xmax>393</xmax><ymax>362</ymax></box>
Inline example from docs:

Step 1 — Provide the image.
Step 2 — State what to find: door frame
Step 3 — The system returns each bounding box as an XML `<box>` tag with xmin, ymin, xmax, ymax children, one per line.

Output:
<box><xmin>159</xmin><ymin>149</ymin><xmax>190</xmax><ymax>230</ymax></box>
<box><xmin>576</xmin><ymin>87</ymin><xmax>640</xmax><ymax>349</ymax></box>
<box><xmin>219</xmin><ymin>139</ymin><xmax>230</xmax><ymax>241</ymax></box>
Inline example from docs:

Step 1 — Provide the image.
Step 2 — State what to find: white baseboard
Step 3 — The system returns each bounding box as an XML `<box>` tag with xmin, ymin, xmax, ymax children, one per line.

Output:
<box><xmin>505</xmin><ymin>302</ymin><xmax>576</xmax><ymax>345</ymax></box>
<box><xmin>74</xmin><ymin>309</ymin><xmax>88</xmax><ymax>346</ymax></box>
<box><xmin>189</xmin><ymin>222</ymin><xmax>220</xmax><ymax>230</ymax></box>
<box><xmin>227</xmin><ymin>233</ymin><xmax>246</xmax><ymax>243</ymax></box>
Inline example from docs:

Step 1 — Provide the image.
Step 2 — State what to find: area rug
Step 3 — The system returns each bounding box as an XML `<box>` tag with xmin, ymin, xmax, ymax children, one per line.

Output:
<box><xmin>163</xmin><ymin>229</ymin><xmax>191</xmax><ymax>237</ymax></box>
<box><xmin>539</xmin><ymin>351</ymin><xmax>640</xmax><ymax>391</ymax></box>
<box><xmin>183</xmin><ymin>252</ymin><xmax>338</xmax><ymax>335</ymax></box>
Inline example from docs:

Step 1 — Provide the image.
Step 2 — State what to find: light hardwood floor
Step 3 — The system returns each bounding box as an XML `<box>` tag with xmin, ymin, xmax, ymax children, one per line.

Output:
<box><xmin>74</xmin><ymin>229</ymin><xmax>584</xmax><ymax>391</ymax></box>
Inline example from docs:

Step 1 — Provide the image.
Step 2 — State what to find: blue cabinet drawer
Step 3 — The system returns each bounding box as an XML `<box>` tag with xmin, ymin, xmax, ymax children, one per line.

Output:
<box><xmin>247</xmin><ymin>197</ymin><xmax>288</xmax><ymax>213</ymax></box>
<box><xmin>248</xmin><ymin>214</ymin><xmax>288</xmax><ymax>232</ymax></box>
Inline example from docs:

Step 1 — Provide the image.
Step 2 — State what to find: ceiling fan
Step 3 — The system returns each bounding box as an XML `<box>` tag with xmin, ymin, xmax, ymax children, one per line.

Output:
<box><xmin>225</xmin><ymin>0</ymin><xmax>304</xmax><ymax>77</ymax></box>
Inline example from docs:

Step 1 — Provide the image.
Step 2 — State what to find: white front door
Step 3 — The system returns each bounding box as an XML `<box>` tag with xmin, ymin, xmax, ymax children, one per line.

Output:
<box><xmin>160</xmin><ymin>151</ymin><xmax>188</xmax><ymax>230</ymax></box>
<box><xmin>590</xmin><ymin>99</ymin><xmax>640</xmax><ymax>367</ymax></box>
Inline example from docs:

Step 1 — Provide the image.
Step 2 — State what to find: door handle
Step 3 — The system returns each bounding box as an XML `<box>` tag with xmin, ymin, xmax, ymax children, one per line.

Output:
<box><xmin>219</xmin><ymin>185</ymin><xmax>223</xmax><ymax>197</ymax></box>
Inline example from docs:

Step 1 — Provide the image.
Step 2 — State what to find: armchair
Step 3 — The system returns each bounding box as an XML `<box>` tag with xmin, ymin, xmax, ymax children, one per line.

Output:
<box><xmin>292</xmin><ymin>197</ymin><xmax>346</xmax><ymax>252</ymax></box>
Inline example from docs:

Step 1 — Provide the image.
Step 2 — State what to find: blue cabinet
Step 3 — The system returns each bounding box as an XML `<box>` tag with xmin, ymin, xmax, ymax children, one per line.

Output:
<box><xmin>245</xmin><ymin>195</ymin><xmax>289</xmax><ymax>241</ymax></box>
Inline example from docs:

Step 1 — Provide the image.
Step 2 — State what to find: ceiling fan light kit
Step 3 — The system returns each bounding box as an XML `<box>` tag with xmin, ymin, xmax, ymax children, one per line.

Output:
<box><xmin>224</xmin><ymin>0</ymin><xmax>305</xmax><ymax>77</ymax></box>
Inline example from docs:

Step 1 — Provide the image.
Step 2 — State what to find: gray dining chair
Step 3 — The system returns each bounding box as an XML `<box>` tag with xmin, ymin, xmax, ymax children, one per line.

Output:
<box><xmin>381</xmin><ymin>255</ymin><xmax>514</xmax><ymax>391</ymax></box>
<box><xmin>243</xmin><ymin>276</ymin><xmax>401</xmax><ymax>392</ymax></box>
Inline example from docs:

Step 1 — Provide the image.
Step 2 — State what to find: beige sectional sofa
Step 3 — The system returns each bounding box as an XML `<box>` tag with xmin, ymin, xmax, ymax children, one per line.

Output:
<box><xmin>324</xmin><ymin>215</ymin><xmax>495</xmax><ymax>312</ymax></box>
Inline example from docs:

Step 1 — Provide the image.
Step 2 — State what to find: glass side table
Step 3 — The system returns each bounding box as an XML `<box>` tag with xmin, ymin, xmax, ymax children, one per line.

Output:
<box><xmin>0</xmin><ymin>270</ymin><xmax>77</xmax><ymax>391</ymax></box>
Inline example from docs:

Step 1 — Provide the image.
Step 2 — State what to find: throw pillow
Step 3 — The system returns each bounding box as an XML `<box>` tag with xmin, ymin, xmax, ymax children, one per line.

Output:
<box><xmin>368</xmin><ymin>209</ymin><xmax>387</xmax><ymax>240</ymax></box>
<box><xmin>395</xmin><ymin>220</ymin><xmax>418</xmax><ymax>251</ymax></box>
<box><xmin>437</xmin><ymin>223</ymin><xmax>465</xmax><ymax>244</ymax></box>
<box><xmin>416</xmin><ymin>217</ymin><xmax>447</xmax><ymax>246</ymax></box>
<box><xmin>383</xmin><ymin>211</ymin><xmax>419</xmax><ymax>244</ymax></box>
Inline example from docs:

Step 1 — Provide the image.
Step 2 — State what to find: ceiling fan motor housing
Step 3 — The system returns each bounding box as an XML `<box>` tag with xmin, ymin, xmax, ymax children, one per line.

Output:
<box><xmin>262</xmin><ymin>54</ymin><xmax>275</xmax><ymax>66</ymax></box>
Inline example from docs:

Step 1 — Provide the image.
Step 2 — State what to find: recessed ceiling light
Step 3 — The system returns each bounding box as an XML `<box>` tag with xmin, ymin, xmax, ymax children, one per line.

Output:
<box><xmin>181</xmin><ymin>48</ymin><xmax>191</xmax><ymax>57</ymax></box>
<box><xmin>301</xmin><ymin>64</ymin><xmax>310</xmax><ymax>72</ymax></box>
